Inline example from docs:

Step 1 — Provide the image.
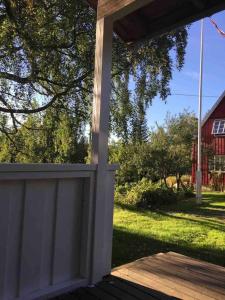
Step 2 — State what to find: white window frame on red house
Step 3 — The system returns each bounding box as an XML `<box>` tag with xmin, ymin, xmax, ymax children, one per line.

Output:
<box><xmin>212</xmin><ymin>119</ymin><xmax>225</xmax><ymax>135</ymax></box>
<box><xmin>209</xmin><ymin>155</ymin><xmax>225</xmax><ymax>172</ymax></box>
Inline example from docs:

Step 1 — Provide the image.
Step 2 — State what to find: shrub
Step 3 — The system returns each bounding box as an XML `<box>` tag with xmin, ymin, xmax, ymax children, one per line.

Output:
<box><xmin>115</xmin><ymin>178</ymin><xmax>177</xmax><ymax>208</ymax></box>
<box><xmin>181</xmin><ymin>175</ymin><xmax>191</xmax><ymax>186</ymax></box>
<box><xmin>176</xmin><ymin>186</ymin><xmax>195</xmax><ymax>200</ymax></box>
<box><xmin>115</xmin><ymin>178</ymin><xmax>195</xmax><ymax>209</ymax></box>
<box><xmin>166</xmin><ymin>175</ymin><xmax>191</xmax><ymax>189</ymax></box>
<box><xmin>137</xmin><ymin>186</ymin><xmax>176</xmax><ymax>209</ymax></box>
<box><xmin>166</xmin><ymin>176</ymin><xmax>177</xmax><ymax>188</ymax></box>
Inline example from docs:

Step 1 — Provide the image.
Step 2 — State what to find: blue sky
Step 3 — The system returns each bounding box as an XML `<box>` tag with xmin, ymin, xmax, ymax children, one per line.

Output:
<box><xmin>147</xmin><ymin>10</ymin><xmax>225</xmax><ymax>128</ymax></box>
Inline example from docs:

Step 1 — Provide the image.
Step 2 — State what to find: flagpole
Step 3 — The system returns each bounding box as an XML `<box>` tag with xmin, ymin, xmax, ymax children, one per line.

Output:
<box><xmin>196</xmin><ymin>18</ymin><xmax>204</xmax><ymax>204</ymax></box>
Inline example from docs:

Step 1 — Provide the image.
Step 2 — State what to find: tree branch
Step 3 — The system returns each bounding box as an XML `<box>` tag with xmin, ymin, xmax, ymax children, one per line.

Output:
<box><xmin>0</xmin><ymin>71</ymin><xmax>32</xmax><ymax>84</ymax></box>
<box><xmin>0</xmin><ymin>90</ymin><xmax>68</xmax><ymax>114</ymax></box>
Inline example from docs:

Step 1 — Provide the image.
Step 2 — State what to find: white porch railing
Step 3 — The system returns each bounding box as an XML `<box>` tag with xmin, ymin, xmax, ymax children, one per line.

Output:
<box><xmin>0</xmin><ymin>164</ymin><xmax>117</xmax><ymax>300</ymax></box>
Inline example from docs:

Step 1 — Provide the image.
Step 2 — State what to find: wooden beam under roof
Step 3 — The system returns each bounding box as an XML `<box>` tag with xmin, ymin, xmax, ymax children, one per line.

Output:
<box><xmin>191</xmin><ymin>0</ymin><xmax>205</xmax><ymax>10</ymax></box>
<box><xmin>87</xmin><ymin>0</ymin><xmax>225</xmax><ymax>44</ymax></box>
<box><xmin>97</xmin><ymin>0</ymin><xmax>154</xmax><ymax>20</ymax></box>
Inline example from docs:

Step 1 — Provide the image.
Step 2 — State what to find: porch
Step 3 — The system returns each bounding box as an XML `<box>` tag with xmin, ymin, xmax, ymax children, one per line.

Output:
<box><xmin>55</xmin><ymin>252</ymin><xmax>225</xmax><ymax>300</ymax></box>
<box><xmin>1</xmin><ymin>1</ymin><xmax>225</xmax><ymax>300</ymax></box>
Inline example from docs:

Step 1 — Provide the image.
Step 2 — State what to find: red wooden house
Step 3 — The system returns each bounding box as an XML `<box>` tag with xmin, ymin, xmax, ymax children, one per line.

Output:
<box><xmin>192</xmin><ymin>90</ymin><xmax>225</xmax><ymax>188</ymax></box>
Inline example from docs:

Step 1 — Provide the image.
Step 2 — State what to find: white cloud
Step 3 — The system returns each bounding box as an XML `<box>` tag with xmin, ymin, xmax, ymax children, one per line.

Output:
<box><xmin>184</xmin><ymin>71</ymin><xmax>199</xmax><ymax>80</ymax></box>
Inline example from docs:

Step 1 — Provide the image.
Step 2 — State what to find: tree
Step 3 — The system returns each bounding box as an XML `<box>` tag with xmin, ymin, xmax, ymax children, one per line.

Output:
<box><xmin>110</xmin><ymin>110</ymin><xmax>197</xmax><ymax>188</ymax></box>
<box><xmin>131</xmin><ymin>98</ymin><xmax>149</xmax><ymax>143</ymax></box>
<box><xmin>0</xmin><ymin>0</ymin><xmax>188</xmax><ymax>141</ymax></box>
<box><xmin>0</xmin><ymin>108</ymin><xmax>88</xmax><ymax>163</ymax></box>
<box><xmin>109</xmin><ymin>142</ymin><xmax>156</xmax><ymax>185</ymax></box>
<box><xmin>149</xmin><ymin>126</ymin><xmax>173</xmax><ymax>186</ymax></box>
<box><xmin>166</xmin><ymin>111</ymin><xmax>197</xmax><ymax>189</ymax></box>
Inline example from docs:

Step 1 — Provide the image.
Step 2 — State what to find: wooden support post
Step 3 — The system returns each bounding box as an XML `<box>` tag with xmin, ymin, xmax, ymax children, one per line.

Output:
<box><xmin>91</xmin><ymin>16</ymin><xmax>113</xmax><ymax>283</ymax></box>
<box><xmin>91</xmin><ymin>17</ymin><xmax>113</xmax><ymax>166</ymax></box>
<box><xmin>90</xmin><ymin>0</ymin><xmax>156</xmax><ymax>285</ymax></box>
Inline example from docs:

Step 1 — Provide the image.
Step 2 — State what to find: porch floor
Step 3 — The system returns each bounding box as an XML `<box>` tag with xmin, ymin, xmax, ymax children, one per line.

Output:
<box><xmin>54</xmin><ymin>252</ymin><xmax>225</xmax><ymax>300</ymax></box>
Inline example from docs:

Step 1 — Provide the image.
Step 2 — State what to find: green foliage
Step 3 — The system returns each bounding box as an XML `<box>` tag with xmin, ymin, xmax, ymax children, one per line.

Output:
<box><xmin>209</xmin><ymin>172</ymin><xmax>225</xmax><ymax>192</ymax></box>
<box><xmin>110</xmin><ymin>142</ymin><xmax>158</xmax><ymax>184</ymax></box>
<box><xmin>0</xmin><ymin>109</ymin><xmax>88</xmax><ymax>163</ymax></box>
<box><xmin>110</xmin><ymin>110</ymin><xmax>197</xmax><ymax>188</ymax></box>
<box><xmin>165</xmin><ymin>110</ymin><xmax>198</xmax><ymax>185</ymax></box>
<box><xmin>115</xmin><ymin>178</ymin><xmax>194</xmax><ymax>209</ymax></box>
<box><xmin>0</xmin><ymin>0</ymin><xmax>188</xmax><ymax>141</ymax></box>
<box><xmin>176</xmin><ymin>186</ymin><xmax>195</xmax><ymax>200</ymax></box>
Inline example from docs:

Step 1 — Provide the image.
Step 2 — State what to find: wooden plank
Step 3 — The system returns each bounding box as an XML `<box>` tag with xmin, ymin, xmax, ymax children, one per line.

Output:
<box><xmin>113</xmin><ymin>268</ymin><xmax>195</xmax><ymax>300</ymax></box>
<box><xmin>110</xmin><ymin>275</ymin><xmax>173</xmax><ymax>300</ymax></box>
<box><xmin>0</xmin><ymin>164</ymin><xmax>97</xmax><ymax>172</ymax></box>
<box><xmin>97</xmin><ymin>0</ymin><xmax>154</xmax><ymax>21</ymax></box>
<box><xmin>142</xmin><ymin>255</ymin><xmax>225</xmax><ymax>297</ymax></box>
<box><xmin>58</xmin><ymin>288</ymin><xmax>96</xmax><ymax>300</ymax></box>
<box><xmin>0</xmin><ymin>181</ymin><xmax>24</xmax><ymax>300</ymax></box>
<box><xmin>129</xmin><ymin>260</ymin><xmax>223</xmax><ymax>299</ymax></box>
<box><xmin>51</xmin><ymin>252</ymin><xmax>225</xmax><ymax>300</ymax></box>
<box><xmin>117</xmin><ymin>260</ymin><xmax>218</xmax><ymax>300</ymax></box>
<box><xmin>85</xmin><ymin>286</ymin><xmax>118</xmax><ymax>300</ymax></box>
<box><xmin>155</xmin><ymin>253</ymin><xmax>225</xmax><ymax>286</ymax></box>
<box><xmin>0</xmin><ymin>171</ymin><xmax>95</xmax><ymax>181</ymax></box>
<box><xmin>79</xmin><ymin>177</ymin><xmax>94</xmax><ymax>279</ymax></box>
<box><xmin>2</xmin><ymin>182</ymin><xmax>25</xmax><ymax>300</ymax></box>
<box><xmin>0</xmin><ymin>181</ymin><xmax>12</xmax><ymax>300</ymax></box>
<box><xmin>39</xmin><ymin>180</ymin><xmax>58</xmax><ymax>289</ymax></box>
<box><xmin>101</xmin><ymin>171</ymin><xmax>116</xmax><ymax>276</ymax></box>
<box><xmin>19</xmin><ymin>180</ymin><xmax>56</xmax><ymax>296</ymax></box>
<box><xmin>167</xmin><ymin>252</ymin><xmax>225</xmax><ymax>275</ymax></box>
<box><xmin>75</xmin><ymin>289</ymin><xmax>97</xmax><ymax>300</ymax></box>
<box><xmin>97</xmin><ymin>281</ymin><xmax>138</xmax><ymax>300</ymax></box>
<box><xmin>52</xmin><ymin>178</ymin><xmax>83</xmax><ymax>284</ymax></box>
<box><xmin>105</xmin><ymin>276</ymin><xmax>156</xmax><ymax>300</ymax></box>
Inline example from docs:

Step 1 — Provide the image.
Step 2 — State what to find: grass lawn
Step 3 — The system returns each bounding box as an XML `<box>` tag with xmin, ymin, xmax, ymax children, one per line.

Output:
<box><xmin>112</xmin><ymin>192</ymin><xmax>225</xmax><ymax>268</ymax></box>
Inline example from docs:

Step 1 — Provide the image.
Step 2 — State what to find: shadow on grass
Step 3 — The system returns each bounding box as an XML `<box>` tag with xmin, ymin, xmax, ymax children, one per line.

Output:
<box><xmin>113</xmin><ymin>193</ymin><xmax>225</xmax><ymax>268</ymax></box>
<box><xmin>160</xmin><ymin>194</ymin><xmax>225</xmax><ymax>219</ymax></box>
<box><xmin>112</xmin><ymin>227</ymin><xmax>225</xmax><ymax>268</ymax></box>
<box><xmin>116</xmin><ymin>192</ymin><xmax>225</xmax><ymax>220</ymax></box>
<box><xmin>156</xmin><ymin>210</ymin><xmax>225</xmax><ymax>232</ymax></box>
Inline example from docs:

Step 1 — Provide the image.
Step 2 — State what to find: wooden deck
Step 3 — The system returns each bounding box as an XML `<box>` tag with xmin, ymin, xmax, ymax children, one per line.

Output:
<box><xmin>53</xmin><ymin>252</ymin><xmax>225</xmax><ymax>300</ymax></box>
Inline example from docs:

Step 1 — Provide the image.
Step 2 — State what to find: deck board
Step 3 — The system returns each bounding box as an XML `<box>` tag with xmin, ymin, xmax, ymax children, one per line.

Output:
<box><xmin>52</xmin><ymin>252</ymin><xmax>225</xmax><ymax>300</ymax></box>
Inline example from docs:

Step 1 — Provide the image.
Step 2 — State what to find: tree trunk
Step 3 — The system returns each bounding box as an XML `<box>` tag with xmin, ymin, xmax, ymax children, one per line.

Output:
<box><xmin>176</xmin><ymin>174</ymin><xmax>180</xmax><ymax>191</ymax></box>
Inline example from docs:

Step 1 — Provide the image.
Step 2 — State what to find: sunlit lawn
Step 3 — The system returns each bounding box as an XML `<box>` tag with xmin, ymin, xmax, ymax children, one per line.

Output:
<box><xmin>112</xmin><ymin>192</ymin><xmax>225</xmax><ymax>268</ymax></box>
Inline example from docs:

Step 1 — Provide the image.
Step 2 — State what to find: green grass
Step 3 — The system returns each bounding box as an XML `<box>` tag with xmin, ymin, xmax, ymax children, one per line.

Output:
<box><xmin>112</xmin><ymin>192</ymin><xmax>225</xmax><ymax>268</ymax></box>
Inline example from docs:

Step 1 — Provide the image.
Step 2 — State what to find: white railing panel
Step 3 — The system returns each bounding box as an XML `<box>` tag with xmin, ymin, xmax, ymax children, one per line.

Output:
<box><xmin>0</xmin><ymin>181</ymin><xmax>25</xmax><ymax>300</ymax></box>
<box><xmin>0</xmin><ymin>164</ymin><xmax>117</xmax><ymax>300</ymax></box>
<box><xmin>19</xmin><ymin>180</ymin><xmax>57</xmax><ymax>297</ymax></box>
<box><xmin>0</xmin><ymin>165</ymin><xmax>97</xmax><ymax>300</ymax></box>
<box><xmin>52</xmin><ymin>178</ymin><xmax>83</xmax><ymax>284</ymax></box>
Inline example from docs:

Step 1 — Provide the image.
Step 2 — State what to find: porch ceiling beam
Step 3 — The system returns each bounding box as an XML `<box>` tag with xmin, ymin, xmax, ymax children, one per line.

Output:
<box><xmin>97</xmin><ymin>0</ymin><xmax>154</xmax><ymax>21</ymax></box>
<box><xmin>191</xmin><ymin>0</ymin><xmax>205</xmax><ymax>10</ymax></box>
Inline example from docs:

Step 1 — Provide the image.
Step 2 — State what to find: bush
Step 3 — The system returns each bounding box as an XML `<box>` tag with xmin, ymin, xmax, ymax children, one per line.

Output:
<box><xmin>115</xmin><ymin>178</ymin><xmax>195</xmax><ymax>209</ymax></box>
<box><xmin>115</xmin><ymin>178</ymin><xmax>177</xmax><ymax>208</ymax></box>
<box><xmin>176</xmin><ymin>186</ymin><xmax>195</xmax><ymax>200</ymax></box>
<box><xmin>166</xmin><ymin>176</ymin><xmax>177</xmax><ymax>188</ymax></box>
<box><xmin>181</xmin><ymin>175</ymin><xmax>191</xmax><ymax>186</ymax></box>
<box><xmin>166</xmin><ymin>175</ymin><xmax>192</xmax><ymax>189</ymax></box>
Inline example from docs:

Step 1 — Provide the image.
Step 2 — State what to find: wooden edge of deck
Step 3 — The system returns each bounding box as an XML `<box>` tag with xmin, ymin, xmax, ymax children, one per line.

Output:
<box><xmin>112</xmin><ymin>252</ymin><xmax>225</xmax><ymax>274</ymax></box>
<box><xmin>112</xmin><ymin>252</ymin><xmax>166</xmax><ymax>272</ymax></box>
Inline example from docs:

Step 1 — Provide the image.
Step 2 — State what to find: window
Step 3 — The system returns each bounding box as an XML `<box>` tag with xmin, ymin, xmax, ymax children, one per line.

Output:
<box><xmin>209</xmin><ymin>155</ymin><xmax>225</xmax><ymax>172</ymax></box>
<box><xmin>212</xmin><ymin>120</ymin><xmax>225</xmax><ymax>134</ymax></box>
